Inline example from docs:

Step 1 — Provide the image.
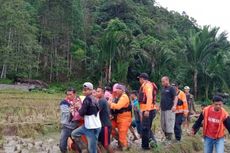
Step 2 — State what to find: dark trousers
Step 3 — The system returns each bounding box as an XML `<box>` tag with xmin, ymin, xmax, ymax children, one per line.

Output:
<box><xmin>174</xmin><ymin>113</ymin><xmax>184</xmax><ymax>141</ymax></box>
<box><xmin>59</xmin><ymin>127</ymin><xmax>73</xmax><ymax>153</ymax></box>
<box><xmin>141</xmin><ymin>109</ymin><xmax>156</xmax><ymax>149</ymax></box>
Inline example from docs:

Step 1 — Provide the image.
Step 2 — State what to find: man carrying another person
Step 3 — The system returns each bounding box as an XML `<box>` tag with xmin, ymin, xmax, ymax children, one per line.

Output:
<box><xmin>172</xmin><ymin>82</ymin><xmax>188</xmax><ymax>141</ymax></box>
<box><xmin>160</xmin><ymin>76</ymin><xmax>178</xmax><ymax>141</ymax></box>
<box><xmin>95</xmin><ymin>87</ymin><xmax>114</xmax><ymax>153</ymax></box>
<box><xmin>138</xmin><ymin>73</ymin><xmax>158</xmax><ymax>150</ymax></box>
<box><xmin>71</xmin><ymin>82</ymin><xmax>101</xmax><ymax>153</ymax></box>
<box><xmin>59</xmin><ymin>88</ymin><xmax>82</xmax><ymax>153</ymax></box>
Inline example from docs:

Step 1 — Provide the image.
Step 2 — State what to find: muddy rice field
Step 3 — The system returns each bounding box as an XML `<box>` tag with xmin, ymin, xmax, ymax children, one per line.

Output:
<box><xmin>0</xmin><ymin>90</ymin><xmax>230</xmax><ymax>153</ymax></box>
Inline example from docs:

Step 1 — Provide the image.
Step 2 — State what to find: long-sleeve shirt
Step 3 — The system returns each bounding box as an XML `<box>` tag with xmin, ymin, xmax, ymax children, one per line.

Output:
<box><xmin>110</xmin><ymin>93</ymin><xmax>132</xmax><ymax>123</ymax></box>
<box><xmin>78</xmin><ymin>95</ymin><xmax>101</xmax><ymax>129</ymax></box>
<box><xmin>192</xmin><ymin>106</ymin><xmax>230</xmax><ymax>139</ymax></box>
<box><xmin>60</xmin><ymin>100</ymin><xmax>77</xmax><ymax>129</ymax></box>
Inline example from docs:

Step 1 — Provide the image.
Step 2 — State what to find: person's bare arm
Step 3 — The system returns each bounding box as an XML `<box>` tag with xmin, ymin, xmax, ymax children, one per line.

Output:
<box><xmin>173</xmin><ymin>96</ymin><xmax>178</xmax><ymax>107</ymax></box>
<box><xmin>172</xmin><ymin>96</ymin><xmax>178</xmax><ymax>112</ymax></box>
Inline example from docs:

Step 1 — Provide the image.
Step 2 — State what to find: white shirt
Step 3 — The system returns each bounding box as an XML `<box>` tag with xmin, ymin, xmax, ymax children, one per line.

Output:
<box><xmin>84</xmin><ymin>112</ymin><xmax>101</xmax><ymax>129</ymax></box>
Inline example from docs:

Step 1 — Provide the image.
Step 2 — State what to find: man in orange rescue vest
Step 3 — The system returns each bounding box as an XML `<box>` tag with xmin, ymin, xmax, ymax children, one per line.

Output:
<box><xmin>109</xmin><ymin>84</ymin><xmax>132</xmax><ymax>151</ymax></box>
<box><xmin>192</xmin><ymin>96</ymin><xmax>230</xmax><ymax>153</ymax></box>
<box><xmin>138</xmin><ymin>73</ymin><xmax>157</xmax><ymax>150</ymax></box>
<box><xmin>172</xmin><ymin>82</ymin><xmax>188</xmax><ymax>141</ymax></box>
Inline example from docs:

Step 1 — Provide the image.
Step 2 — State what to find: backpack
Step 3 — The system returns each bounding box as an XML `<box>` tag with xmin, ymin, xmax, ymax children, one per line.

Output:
<box><xmin>138</xmin><ymin>82</ymin><xmax>158</xmax><ymax>104</ymax></box>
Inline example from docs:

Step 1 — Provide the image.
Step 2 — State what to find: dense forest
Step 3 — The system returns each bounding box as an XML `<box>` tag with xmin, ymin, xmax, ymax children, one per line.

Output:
<box><xmin>0</xmin><ymin>0</ymin><xmax>230</xmax><ymax>98</ymax></box>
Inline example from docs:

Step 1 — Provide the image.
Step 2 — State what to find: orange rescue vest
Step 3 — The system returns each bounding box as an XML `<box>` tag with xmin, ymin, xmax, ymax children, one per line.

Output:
<box><xmin>203</xmin><ymin>106</ymin><xmax>229</xmax><ymax>139</ymax></box>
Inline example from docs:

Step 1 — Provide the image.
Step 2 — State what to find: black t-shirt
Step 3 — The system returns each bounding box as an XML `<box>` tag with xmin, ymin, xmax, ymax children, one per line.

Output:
<box><xmin>160</xmin><ymin>86</ymin><xmax>176</xmax><ymax>111</ymax></box>
<box><xmin>98</xmin><ymin>98</ymin><xmax>112</xmax><ymax>127</ymax></box>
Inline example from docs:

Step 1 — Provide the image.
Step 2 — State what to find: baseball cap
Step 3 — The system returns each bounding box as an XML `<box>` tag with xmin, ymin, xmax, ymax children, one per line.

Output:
<box><xmin>171</xmin><ymin>82</ymin><xmax>179</xmax><ymax>87</ymax></box>
<box><xmin>83</xmin><ymin>82</ymin><xmax>93</xmax><ymax>90</ymax></box>
<box><xmin>137</xmin><ymin>73</ymin><xmax>149</xmax><ymax>80</ymax></box>
<box><xmin>184</xmin><ymin>86</ymin><xmax>190</xmax><ymax>90</ymax></box>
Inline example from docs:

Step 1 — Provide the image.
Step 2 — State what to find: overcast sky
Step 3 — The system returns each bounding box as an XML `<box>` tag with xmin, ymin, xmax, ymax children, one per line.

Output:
<box><xmin>156</xmin><ymin>0</ymin><xmax>230</xmax><ymax>39</ymax></box>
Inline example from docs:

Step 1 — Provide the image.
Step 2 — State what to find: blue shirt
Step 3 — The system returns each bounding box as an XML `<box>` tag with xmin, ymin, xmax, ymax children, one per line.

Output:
<box><xmin>132</xmin><ymin>98</ymin><xmax>141</xmax><ymax>121</ymax></box>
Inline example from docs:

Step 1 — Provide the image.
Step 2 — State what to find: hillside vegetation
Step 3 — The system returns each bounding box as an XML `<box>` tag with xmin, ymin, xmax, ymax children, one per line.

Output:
<box><xmin>0</xmin><ymin>0</ymin><xmax>230</xmax><ymax>99</ymax></box>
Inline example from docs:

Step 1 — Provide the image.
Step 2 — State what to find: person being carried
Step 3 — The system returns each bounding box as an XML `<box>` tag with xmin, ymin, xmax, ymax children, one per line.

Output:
<box><xmin>191</xmin><ymin>96</ymin><xmax>230</xmax><ymax>153</ymax></box>
<box><xmin>104</xmin><ymin>86</ymin><xmax>112</xmax><ymax>101</ymax></box>
<box><xmin>109</xmin><ymin>83</ymin><xmax>132</xmax><ymax>151</ymax></box>
<box><xmin>59</xmin><ymin>88</ymin><xmax>82</xmax><ymax>153</ymax></box>
<box><xmin>172</xmin><ymin>82</ymin><xmax>188</xmax><ymax>141</ymax></box>
<box><xmin>71</xmin><ymin>82</ymin><xmax>101</xmax><ymax>153</ymax></box>
<box><xmin>95</xmin><ymin>87</ymin><xmax>114</xmax><ymax>153</ymax></box>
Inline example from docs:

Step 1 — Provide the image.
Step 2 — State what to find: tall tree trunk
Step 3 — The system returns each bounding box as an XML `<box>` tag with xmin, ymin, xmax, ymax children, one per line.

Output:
<box><xmin>69</xmin><ymin>54</ymin><xmax>72</xmax><ymax>80</ymax></box>
<box><xmin>0</xmin><ymin>64</ymin><xmax>6</xmax><ymax>79</ymax></box>
<box><xmin>54</xmin><ymin>46</ymin><xmax>58</xmax><ymax>81</ymax></box>
<box><xmin>105</xmin><ymin>65</ymin><xmax>108</xmax><ymax>84</ymax></box>
<box><xmin>205</xmin><ymin>84</ymin><xmax>209</xmax><ymax>99</ymax></box>
<box><xmin>67</xmin><ymin>38</ymin><xmax>70</xmax><ymax>80</ymax></box>
<box><xmin>193</xmin><ymin>69</ymin><xmax>198</xmax><ymax>99</ymax></box>
<box><xmin>108</xmin><ymin>57</ymin><xmax>112</xmax><ymax>83</ymax></box>
<box><xmin>1</xmin><ymin>27</ymin><xmax>12</xmax><ymax>79</ymax></box>
<box><xmin>49</xmin><ymin>47</ymin><xmax>53</xmax><ymax>82</ymax></box>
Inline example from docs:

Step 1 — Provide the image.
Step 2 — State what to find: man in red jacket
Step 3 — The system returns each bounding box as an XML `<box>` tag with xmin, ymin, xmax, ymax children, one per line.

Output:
<box><xmin>192</xmin><ymin>96</ymin><xmax>230</xmax><ymax>153</ymax></box>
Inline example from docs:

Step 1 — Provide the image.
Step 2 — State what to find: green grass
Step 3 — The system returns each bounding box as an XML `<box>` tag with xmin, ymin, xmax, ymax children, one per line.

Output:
<box><xmin>0</xmin><ymin>79</ymin><xmax>13</xmax><ymax>84</ymax></box>
<box><xmin>0</xmin><ymin>90</ymin><xmax>63</xmax><ymax>138</ymax></box>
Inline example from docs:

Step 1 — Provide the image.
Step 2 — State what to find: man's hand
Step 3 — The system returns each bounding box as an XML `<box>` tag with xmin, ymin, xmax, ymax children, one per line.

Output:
<box><xmin>171</xmin><ymin>106</ymin><xmax>176</xmax><ymax>112</ymax></box>
<box><xmin>70</xmin><ymin>106</ymin><xmax>74</xmax><ymax>113</ymax></box>
<box><xmin>144</xmin><ymin>111</ymin><xmax>150</xmax><ymax>117</ymax></box>
<box><xmin>108</xmin><ymin>100</ymin><xmax>112</xmax><ymax>106</ymax></box>
<box><xmin>183</xmin><ymin>113</ymin><xmax>188</xmax><ymax>118</ymax></box>
<box><xmin>189</xmin><ymin>129</ymin><xmax>195</xmax><ymax>136</ymax></box>
<box><xmin>109</xmin><ymin>115</ymin><xmax>114</xmax><ymax>120</ymax></box>
<box><xmin>74</xmin><ymin>102</ymin><xmax>81</xmax><ymax>109</ymax></box>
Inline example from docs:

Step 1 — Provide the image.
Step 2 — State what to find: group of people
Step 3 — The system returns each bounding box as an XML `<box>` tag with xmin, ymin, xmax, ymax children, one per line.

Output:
<box><xmin>59</xmin><ymin>73</ymin><xmax>230</xmax><ymax>153</ymax></box>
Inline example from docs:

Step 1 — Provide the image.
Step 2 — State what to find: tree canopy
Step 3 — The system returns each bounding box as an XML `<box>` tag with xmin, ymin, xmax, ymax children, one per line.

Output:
<box><xmin>0</xmin><ymin>0</ymin><xmax>230</xmax><ymax>98</ymax></box>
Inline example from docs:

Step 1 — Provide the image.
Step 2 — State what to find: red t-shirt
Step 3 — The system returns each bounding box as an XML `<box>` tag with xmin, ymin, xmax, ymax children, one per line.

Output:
<box><xmin>206</xmin><ymin>107</ymin><xmax>223</xmax><ymax>139</ymax></box>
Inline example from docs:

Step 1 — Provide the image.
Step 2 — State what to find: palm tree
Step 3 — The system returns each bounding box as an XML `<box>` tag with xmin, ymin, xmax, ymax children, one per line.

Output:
<box><xmin>183</xmin><ymin>26</ymin><xmax>228</xmax><ymax>98</ymax></box>
<box><xmin>136</xmin><ymin>35</ymin><xmax>177</xmax><ymax>81</ymax></box>
<box><xmin>99</xmin><ymin>18</ymin><xmax>132</xmax><ymax>84</ymax></box>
